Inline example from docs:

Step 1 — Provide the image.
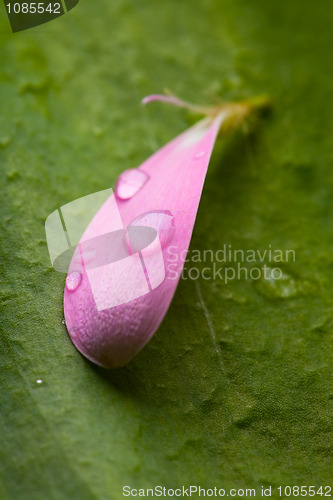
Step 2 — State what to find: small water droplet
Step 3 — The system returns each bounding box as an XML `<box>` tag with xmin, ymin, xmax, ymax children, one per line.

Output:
<box><xmin>194</xmin><ymin>151</ymin><xmax>206</xmax><ymax>160</ymax></box>
<box><xmin>36</xmin><ymin>379</ymin><xmax>43</xmax><ymax>384</ymax></box>
<box><xmin>61</xmin><ymin>319</ymin><xmax>66</xmax><ymax>325</ymax></box>
<box><xmin>115</xmin><ymin>168</ymin><xmax>149</xmax><ymax>200</ymax></box>
<box><xmin>129</xmin><ymin>210</ymin><xmax>175</xmax><ymax>250</ymax></box>
<box><xmin>69</xmin><ymin>327</ymin><xmax>78</xmax><ymax>339</ymax></box>
<box><xmin>66</xmin><ymin>271</ymin><xmax>82</xmax><ymax>292</ymax></box>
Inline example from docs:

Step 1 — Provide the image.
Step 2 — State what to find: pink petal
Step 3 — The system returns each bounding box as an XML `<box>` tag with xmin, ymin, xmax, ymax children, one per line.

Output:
<box><xmin>64</xmin><ymin>99</ymin><xmax>226</xmax><ymax>368</ymax></box>
<box><xmin>142</xmin><ymin>94</ymin><xmax>192</xmax><ymax>109</ymax></box>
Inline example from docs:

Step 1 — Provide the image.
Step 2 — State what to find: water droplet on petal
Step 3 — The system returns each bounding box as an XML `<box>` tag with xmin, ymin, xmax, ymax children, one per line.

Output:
<box><xmin>66</xmin><ymin>271</ymin><xmax>82</xmax><ymax>292</ymax></box>
<box><xmin>129</xmin><ymin>210</ymin><xmax>175</xmax><ymax>250</ymax></box>
<box><xmin>36</xmin><ymin>379</ymin><xmax>43</xmax><ymax>384</ymax></box>
<box><xmin>194</xmin><ymin>151</ymin><xmax>206</xmax><ymax>160</ymax></box>
<box><xmin>115</xmin><ymin>168</ymin><xmax>149</xmax><ymax>200</ymax></box>
<box><xmin>69</xmin><ymin>327</ymin><xmax>78</xmax><ymax>340</ymax></box>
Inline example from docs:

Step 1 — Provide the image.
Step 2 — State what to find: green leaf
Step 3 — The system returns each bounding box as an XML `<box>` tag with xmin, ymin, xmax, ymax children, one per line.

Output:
<box><xmin>1</xmin><ymin>1</ymin><xmax>333</xmax><ymax>498</ymax></box>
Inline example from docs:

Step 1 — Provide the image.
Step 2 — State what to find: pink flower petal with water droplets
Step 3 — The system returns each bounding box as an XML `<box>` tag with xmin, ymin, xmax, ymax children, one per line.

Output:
<box><xmin>64</xmin><ymin>97</ymin><xmax>227</xmax><ymax>368</ymax></box>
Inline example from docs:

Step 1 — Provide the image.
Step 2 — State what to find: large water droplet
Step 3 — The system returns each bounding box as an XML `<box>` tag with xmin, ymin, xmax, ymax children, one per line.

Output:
<box><xmin>36</xmin><ymin>379</ymin><xmax>43</xmax><ymax>384</ymax></box>
<box><xmin>115</xmin><ymin>168</ymin><xmax>149</xmax><ymax>200</ymax></box>
<box><xmin>129</xmin><ymin>210</ymin><xmax>175</xmax><ymax>250</ymax></box>
<box><xmin>66</xmin><ymin>271</ymin><xmax>82</xmax><ymax>292</ymax></box>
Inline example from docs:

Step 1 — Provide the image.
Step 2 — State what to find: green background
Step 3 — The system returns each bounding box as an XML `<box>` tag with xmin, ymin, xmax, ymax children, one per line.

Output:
<box><xmin>1</xmin><ymin>1</ymin><xmax>333</xmax><ymax>498</ymax></box>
